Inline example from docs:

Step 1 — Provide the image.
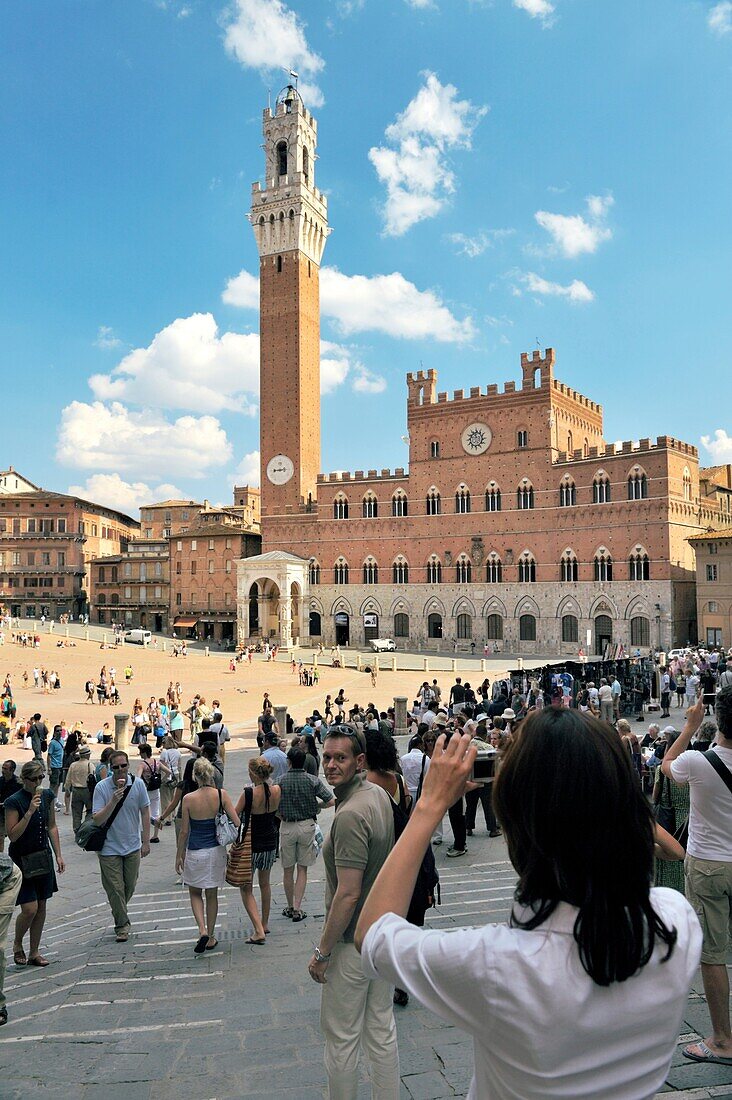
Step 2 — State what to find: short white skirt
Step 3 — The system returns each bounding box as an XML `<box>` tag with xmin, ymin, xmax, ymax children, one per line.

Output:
<box><xmin>183</xmin><ymin>844</ymin><xmax>227</xmax><ymax>889</ymax></box>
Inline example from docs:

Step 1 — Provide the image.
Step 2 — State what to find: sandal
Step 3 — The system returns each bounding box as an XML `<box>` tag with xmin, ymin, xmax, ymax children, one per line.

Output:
<box><xmin>245</xmin><ymin>936</ymin><xmax>266</xmax><ymax>945</ymax></box>
<box><xmin>27</xmin><ymin>955</ymin><xmax>49</xmax><ymax>967</ymax></box>
<box><xmin>0</xmin><ymin>1007</ymin><xmax>7</xmax><ymax>1026</ymax></box>
<box><xmin>13</xmin><ymin>948</ymin><xmax>26</xmax><ymax>966</ymax></box>
<box><xmin>282</xmin><ymin>907</ymin><xmax>293</xmax><ymax>918</ymax></box>
<box><xmin>194</xmin><ymin>935</ymin><xmax>209</xmax><ymax>955</ymax></box>
<box><xmin>149</xmin><ymin>837</ymin><xmax>160</xmax><ymax>843</ymax></box>
<box><xmin>292</xmin><ymin>910</ymin><xmax>307</xmax><ymax>922</ymax></box>
<box><xmin>204</xmin><ymin>938</ymin><xmax>218</xmax><ymax>950</ymax></box>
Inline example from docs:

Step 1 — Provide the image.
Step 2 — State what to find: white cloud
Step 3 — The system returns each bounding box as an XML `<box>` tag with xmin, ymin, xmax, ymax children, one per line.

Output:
<box><xmin>352</xmin><ymin>367</ymin><xmax>387</xmax><ymax>394</ymax></box>
<box><xmin>369</xmin><ymin>72</ymin><xmax>487</xmax><ymax>235</ymax></box>
<box><xmin>67</xmin><ymin>473</ymin><xmax>184</xmax><ymax>517</ymax></box>
<box><xmin>320</xmin><ymin>340</ymin><xmax>353</xmax><ymax>393</ymax></box>
<box><xmin>447</xmin><ymin>229</ymin><xmax>514</xmax><ymax>257</ymax></box>
<box><xmin>222</xmin><ymin>0</ymin><xmax>325</xmax><ymax>107</ymax></box>
<box><xmin>513</xmin><ymin>0</ymin><xmax>555</xmax><ymax>26</ymax></box>
<box><xmin>702</xmin><ymin>429</ymin><xmax>732</xmax><ymax>462</ymax></box>
<box><xmin>223</xmin><ymin>266</ymin><xmax>475</xmax><ymax>342</ymax></box>
<box><xmin>708</xmin><ymin>2</ymin><xmax>732</xmax><ymax>35</ymax></box>
<box><xmin>534</xmin><ymin>193</ymin><xmax>614</xmax><ymax>258</ymax></box>
<box><xmin>232</xmin><ymin>450</ymin><xmax>261</xmax><ymax>487</ymax></box>
<box><xmin>88</xmin><ymin>313</ymin><xmax>259</xmax><ymax>416</ymax></box>
<box><xmin>95</xmin><ymin>325</ymin><xmax>122</xmax><ymax>350</ymax></box>
<box><xmin>57</xmin><ymin>401</ymin><xmax>232</xmax><ymax>480</ymax></box>
<box><xmin>405</xmin><ymin>0</ymin><xmax>435</xmax><ymax>7</ymax></box>
<box><xmin>521</xmin><ymin>271</ymin><xmax>595</xmax><ymax>303</ymax></box>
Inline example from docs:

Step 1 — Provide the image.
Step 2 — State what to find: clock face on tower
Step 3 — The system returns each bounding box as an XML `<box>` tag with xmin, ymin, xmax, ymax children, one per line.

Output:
<box><xmin>461</xmin><ymin>422</ymin><xmax>492</xmax><ymax>456</ymax></box>
<box><xmin>266</xmin><ymin>454</ymin><xmax>295</xmax><ymax>485</ymax></box>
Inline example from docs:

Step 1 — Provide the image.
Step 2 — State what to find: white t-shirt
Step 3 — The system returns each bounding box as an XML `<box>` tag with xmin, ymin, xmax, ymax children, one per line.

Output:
<box><xmin>685</xmin><ymin>674</ymin><xmax>700</xmax><ymax>698</ymax></box>
<box><xmin>599</xmin><ymin>684</ymin><xmax>613</xmax><ymax>702</ymax></box>
<box><xmin>362</xmin><ymin>889</ymin><xmax>700</xmax><ymax>1100</ymax></box>
<box><xmin>670</xmin><ymin>746</ymin><xmax>732</xmax><ymax>861</ymax></box>
<box><xmin>399</xmin><ymin>748</ymin><xmax>429</xmax><ymax>795</ymax></box>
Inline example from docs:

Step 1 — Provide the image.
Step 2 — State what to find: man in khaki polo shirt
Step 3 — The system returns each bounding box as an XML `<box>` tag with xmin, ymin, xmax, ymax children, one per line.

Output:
<box><xmin>308</xmin><ymin>725</ymin><xmax>398</xmax><ymax>1100</ymax></box>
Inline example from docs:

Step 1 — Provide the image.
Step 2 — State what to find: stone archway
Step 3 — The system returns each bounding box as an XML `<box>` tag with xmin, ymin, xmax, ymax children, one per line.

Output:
<box><xmin>236</xmin><ymin>551</ymin><xmax>310</xmax><ymax>649</ymax></box>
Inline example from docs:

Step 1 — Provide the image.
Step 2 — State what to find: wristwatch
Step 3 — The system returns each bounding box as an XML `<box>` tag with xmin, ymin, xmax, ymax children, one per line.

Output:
<box><xmin>314</xmin><ymin>946</ymin><xmax>331</xmax><ymax>963</ymax></box>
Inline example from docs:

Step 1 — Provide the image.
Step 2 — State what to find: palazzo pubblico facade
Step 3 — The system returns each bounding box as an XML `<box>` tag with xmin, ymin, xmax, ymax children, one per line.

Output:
<box><xmin>237</xmin><ymin>87</ymin><xmax>732</xmax><ymax>655</ymax></box>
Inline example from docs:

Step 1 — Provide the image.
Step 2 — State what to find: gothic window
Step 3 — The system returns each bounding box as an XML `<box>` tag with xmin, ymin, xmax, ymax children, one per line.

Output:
<box><xmin>363</xmin><ymin>558</ymin><xmax>379</xmax><ymax>584</ymax></box>
<box><xmin>559</xmin><ymin>479</ymin><xmax>576</xmax><ymax>507</ymax></box>
<box><xmin>519</xmin><ymin>614</ymin><xmax>537</xmax><ymax>641</ymax></box>
<box><xmin>562</xmin><ymin>615</ymin><xmax>579</xmax><ymax>643</ymax></box>
<box><xmin>427</xmin><ymin>613</ymin><xmax>443</xmax><ymax>639</ymax></box>
<box><xmin>392</xmin><ymin>557</ymin><xmax>409</xmax><ymax>584</ymax></box>
<box><xmin>333</xmin><ymin>495</ymin><xmax>349</xmax><ymax>520</ymax></box>
<box><xmin>457</xmin><ymin>613</ymin><xmax>472</xmax><ymax>639</ymax></box>
<box><xmin>485</xmin><ymin>484</ymin><xmax>502</xmax><ymax>512</ymax></box>
<box><xmin>430</xmin><ymin>440</ymin><xmax>440</xmax><ymax>459</ymax></box>
<box><xmin>567</xmin><ymin>431</ymin><xmax>574</xmax><ymax>453</ymax></box>
<box><xmin>518</xmin><ymin>552</ymin><xmax>537</xmax><ymax>583</ymax></box>
<box><xmin>302</xmin><ymin>145</ymin><xmax>309</xmax><ymax>184</ymax></box>
<box><xmin>277</xmin><ymin>141</ymin><xmax>287</xmax><ymax>177</ymax></box>
<box><xmin>394</xmin><ymin>612</ymin><xmax>409</xmax><ymax>638</ymax></box>
<box><xmin>455</xmin><ymin>486</ymin><xmax>471</xmax><ymax>514</ymax></box>
<box><xmin>517</xmin><ymin>482</ymin><xmax>534</xmax><ymax>510</ymax></box>
<box><xmin>426</xmin><ymin>556</ymin><xmax>442</xmax><ymax>584</ymax></box>
<box><xmin>592</xmin><ymin>472</ymin><xmax>611</xmax><ymax>504</ymax></box>
<box><xmin>455</xmin><ymin>555</ymin><xmax>472</xmax><ymax>584</ymax></box>
<box><xmin>560</xmin><ymin>550</ymin><xmax>579</xmax><ymax>582</ymax></box>
<box><xmin>627</xmin><ymin>469</ymin><xmax>648</xmax><ymax>500</ymax></box>
<box><xmin>486</xmin><ymin>613</ymin><xmax>503</xmax><ymax>640</ymax></box>
<box><xmin>333</xmin><ymin>559</ymin><xmax>349</xmax><ymax>585</ymax></box>
<box><xmin>392</xmin><ymin>492</ymin><xmax>408</xmax><ymax>517</ymax></box>
<box><xmin>362</xmin><ymin>493</ymin><xmax>378</xmax><ymax>519</ymax></box>
<box><xmin>517</xmin><ymin>430</ymin><xmax>528</xmax><ymax>448</ymax></box>
<box><xmin>426</xmin><ymin>489</ymin><xmax>441</xmax><ymax>515</ymax></box>
<box><xmin>594</xmin><ymin>550</ymin><xmax>613</xmax><ymax>582</ymax></box>
<box><xmin>486</xmin><ymin>553</ymin><xmax>502</xmax><ymax>583</ymax></box>
<box><xmin>683</xmin><ymin>467</ymin><xmax>692</xmax><ymax>502</ymax></box>
<box><xmin>629</xmin><ymin>550</ymin><xmax>650</xmax><ymax>581</ymax></box>
<box><xmin>308</xmin><ymin>559</ymin><xmax>320</xmax><ymax>585</ymax></box>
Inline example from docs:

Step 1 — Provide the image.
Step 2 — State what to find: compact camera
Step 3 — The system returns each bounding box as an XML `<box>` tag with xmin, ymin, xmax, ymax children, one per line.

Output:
<box><xmin>470</xmin><ymin>744</ymin><xmax>497</xmax><ymax>784</ymax></box>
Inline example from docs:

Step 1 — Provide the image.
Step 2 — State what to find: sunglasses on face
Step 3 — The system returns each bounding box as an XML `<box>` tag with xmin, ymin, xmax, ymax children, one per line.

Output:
<box><xmin>26</xmin><ymin>775</ymin><xmax>43</xmax><ymax>783</ymax></box>
<box><xmin>110</xmin><ymin>764</ymin><xmax>128</xmax><ymax>771</ymax></box>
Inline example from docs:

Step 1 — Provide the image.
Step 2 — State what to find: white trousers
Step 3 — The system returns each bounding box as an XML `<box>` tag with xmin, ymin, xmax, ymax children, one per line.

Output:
<box><xmin>320</xmin><ymin>941</ymin><xmax>400</xmax><ymax>1100</ymax></box>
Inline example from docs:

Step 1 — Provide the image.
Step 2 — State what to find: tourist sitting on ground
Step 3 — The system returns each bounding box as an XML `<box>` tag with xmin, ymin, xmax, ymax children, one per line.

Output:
<box><xmin>355</xmin><ymin>708</ymin><xmax>701</xmax><ymax>1099</ymax></box>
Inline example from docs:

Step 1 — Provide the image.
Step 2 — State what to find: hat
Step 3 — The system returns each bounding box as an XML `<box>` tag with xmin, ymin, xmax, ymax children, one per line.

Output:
<box><xmin>79</xmin><ymin>746</ymin><xmax>91</xmax><ymax>757</ymax></box>
<box><xmin>433</xmin><ymin>713</ymin><xmax>448</xmax><ymax>728</ymax></box>
<box><xmin>550</xmin><ymin>684</ymin><xmax>564</xmax><ymax>699</ymax></box>
<box><xmin>661</xmin><ymin>725</ymin><xmax>676</xmax><ymax>735</ymax></box>
<box><xmin>502</xmin><ymin>708</ymin><xmax>517</xmax><ymax>721</ymax></box>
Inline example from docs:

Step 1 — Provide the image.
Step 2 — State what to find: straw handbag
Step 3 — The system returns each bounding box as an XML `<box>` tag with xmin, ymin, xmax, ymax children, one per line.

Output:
<box><xmin>225</xmin><ymin>787</ymin><xmax>253</xmax><ymax>888</ymax></box>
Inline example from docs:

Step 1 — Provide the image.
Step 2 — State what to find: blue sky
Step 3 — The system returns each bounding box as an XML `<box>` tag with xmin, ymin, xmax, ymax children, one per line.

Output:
<box><xmin>2</xmin><ymin>0</ymin><xmax>731</xmax><ymax>517</ymax></box>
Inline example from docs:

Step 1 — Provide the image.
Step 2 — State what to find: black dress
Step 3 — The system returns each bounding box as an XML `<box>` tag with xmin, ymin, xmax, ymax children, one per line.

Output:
<box><xmin>5</xmin><ymin>788</ymin><xmax>58</xmax><ymax>905</ymax></box>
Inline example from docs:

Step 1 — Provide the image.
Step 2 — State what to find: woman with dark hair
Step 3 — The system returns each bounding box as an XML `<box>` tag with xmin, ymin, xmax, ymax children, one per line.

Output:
<box><xmin>355</xmin><ymin>707</ymin><xmax>701</xmax><ymax>1098</ymax></box>
<box><xmin>364</xmin><ymin>729</ymin><xmax>409</xmax><ymax>810</ymax></box>
<box><xmin>653</xmin><ymin>731</ymin><xmax>690</xmax><ymax>895</ymax></box>
<box><xmin>300</xmin><ymin>733</ymin><xmax>320</xmax><ymax>776</ymax></box>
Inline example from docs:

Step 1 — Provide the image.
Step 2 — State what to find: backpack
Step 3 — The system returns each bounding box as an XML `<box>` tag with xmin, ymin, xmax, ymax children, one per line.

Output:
<box><xmin>86</xmin><ymin>763</ymin><xmax>97</xmax><ymax>798</ymax></box>
<box><xmin>389</xmin><ymin>771</ymin><xmax>440</xmax><ymax>925</ymax></box>
<box><xmin>143</xmin><ymin>761</ymin><xmax>162</xmax><ymax>792</ymax></box>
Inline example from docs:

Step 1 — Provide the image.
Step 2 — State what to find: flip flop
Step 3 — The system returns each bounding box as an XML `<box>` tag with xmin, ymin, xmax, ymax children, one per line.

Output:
<box><xmin>13</xmin><ymin>949</ymin><xmax>26</xmax><ymax>966</ymax></box>
<box><xmin>194</xmin><ymin>935</ymin><xmax>209</xmax><ymax>954</ymax></box>
<box><xmin>204</xmin><ymin>938</ymin><xmax>218</xmax><ymax>950</ymax></box>
<box><xmin>282</xmin><ymin>907</ymin><xmax>293</xmax><ymax>918</ymax></box>
<box><xmin>27</xmin><ymin>955</ymin><xmax>49</xmax><ymax>967</ymax></box>
<box><xmin>292</xmin><ymin>910</ymin><xmax>307</xmax><ymax>922</ymax></box>
<box><xmin>683</xmin><ymin>1040</ymin><xmax>732</xmax><ymax>1065</ymax></box>
<box><xmin>245</xmin><ymin>937</ymin><xmax>266</xmax><ymax>945</ymax></box>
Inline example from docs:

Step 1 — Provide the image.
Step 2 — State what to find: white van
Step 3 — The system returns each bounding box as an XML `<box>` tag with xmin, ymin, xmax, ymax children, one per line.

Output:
<box><xmin>124</xmin><ymin>629</ymin><xmax>152</xmax><ymax>646</ymax></box>
<box><xmin>370</xmin><ymin>638</ymin><xmax>396</xmax><ymax>652</ymax></box>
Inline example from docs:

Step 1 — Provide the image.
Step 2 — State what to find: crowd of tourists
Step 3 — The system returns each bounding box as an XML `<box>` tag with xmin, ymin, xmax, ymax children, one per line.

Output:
<box><xmin>1</xmin><ymin>646</ymin><xmax>732</xmax><ymax>1098</ymax></box>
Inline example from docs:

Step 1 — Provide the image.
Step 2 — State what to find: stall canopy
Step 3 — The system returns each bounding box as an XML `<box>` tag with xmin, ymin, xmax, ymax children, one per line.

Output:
<box><xmin>173</xmin><ymin>617</ymin><xmax>198</xmax><ymax>629</ymax></box>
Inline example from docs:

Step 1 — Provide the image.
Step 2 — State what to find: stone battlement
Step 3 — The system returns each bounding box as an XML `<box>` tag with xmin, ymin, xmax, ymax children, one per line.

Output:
<box><xmin>317</xmin><ymin>468</ymin><xmax>407</xmax><ymax>485</ymax></box>
<box><xmin>551</xmin><ymin>379</ymin><xmax>602</xmax><ymax>414</ymax></box>
<box><xmin>555</xmin><ymin>436</ymin><xmax>699</xmax><ymax>464</ymax></box>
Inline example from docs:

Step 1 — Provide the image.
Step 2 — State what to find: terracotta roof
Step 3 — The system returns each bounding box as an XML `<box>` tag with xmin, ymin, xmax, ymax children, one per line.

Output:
<box><xmin>688</xmin><ymin>530</ymin><xmax>732</xmax><ymax>542</ymax></box>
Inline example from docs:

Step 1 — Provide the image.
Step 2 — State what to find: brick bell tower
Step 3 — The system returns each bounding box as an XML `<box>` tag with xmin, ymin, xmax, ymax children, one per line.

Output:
<box><xmin>251</xmin><ymin>85</ymin><xmax>329</xmax><ymax>522</ymax></box>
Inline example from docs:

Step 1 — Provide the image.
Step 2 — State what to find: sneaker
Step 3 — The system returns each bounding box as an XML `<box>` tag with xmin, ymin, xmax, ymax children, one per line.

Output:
<box><xmin>54</xmin><ymin>801</ymin><xmax>62</xmax><ymax>811</ymax></box>
<box><xmin>466</xmin><ymin>828</ymin><xmax>474</xmax><ymax>836</ymax></box>
<box><xmin>446</xmin><ymin>847</ymin><xmax>467</xmax><ymax>858</ymax></box>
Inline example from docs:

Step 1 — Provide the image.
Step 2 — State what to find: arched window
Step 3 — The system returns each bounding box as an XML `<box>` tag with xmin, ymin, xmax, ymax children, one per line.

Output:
<box><xmin>455</xmin><ymin>486</ymin><xmax>471</xmax><ymax>514</ymax></box>
<box><xmin>309</xmin><ymin>610</ymin><xmax>322</xmax><ymax>636</ymax></box>
<box><xmin>430</xmin><ymin>440</ymin><xmax>440</xmax><ymax>459</ymax></box>
<box><xmin>486</xmin><ymin>553</ymin><xmax>502</xmax><ymax>584</ymax></box>
<box><xmin>394</xmin><ymin>612</ymin><xmax>409</xmax><ymax>638</ymax></box>
<box><xmin>559</xmin><ymin>478</ymin><xmax>576</xmax><ymax>507</ymax></box>
<box><xmin>392</xmin><ymin>491</ymin><xmax>408</xmax><ymax>517</ymax></box>
<box><xmin>519</xmin><ymin>614</ymin><xmax>537</xmax><ymax>641</ymax></box>
<box><xmin>426</xmin><ymin>556</ymin><xmax>442</xmax><ymax>584</ymax></box>
<box><xmin>594</xmin><ymin>550</ymin><xmax>613</xmax><ymax>582</ymax></box>
<box><xmin>630</xmin><ymin>616</ymin><xmax>651</xmax><ymax>647</ymax></box>
<box><xmin>426</xmin><ymin>488</ymin><xmax>441</xmax><ymax>515</ymax></box>
<box><xmin>485</xmin><ymin>613</ymin><xmax>503</xmax><ymax>640</ymax></box>
<box><xmin>517</xmin><ymin>430</ymin><xmax>528</xmax><ymax>448</ymax></box>
<box><xmin>518</xmin><ymin>552</ymin><xmax>536</xmax><ymax>583</ymax></box>
<box><xmin>485</xmin><ymin>483</ymin><xmax>502</xmax><ymax>512</ymax></box>
<box><xmin>592</xmin><ymin>472</ymin><xmax>611</xmax><ymax>504</ymax></box>
<box><xmin>362</xmin><ymin>493</ymin><xmax>378</xmax><ymax>519</ymax></box>
<box><xmin>517</xmin><ymin>481</ymin><xmax>534</xmax><ymax>509</ymax></box>
<box><xmin>277</xmin><ymin>140</ymin><xmax>287</xmax><ymax>177</ymax></box>
<box><xmin>457</xmin><ymin>613</ymin><xmax>472</xmax><ymax>639</ymax></box>
<box><xmin>629</xmin><ymin>550</ymin><xmax>650</xmax><ymax>581</ymax></box>
<box><xmin>562</xmin><ymin>614</ymin><xmax>579</xmax><ymax>643</ymax></box>
<box><xmin>392</xmin><ymin>557</ymin><xmax>409</xmax><ymax>584</ymax></box>
<box><xmin>333</xmin><ymin>495</ymin><xmax>349</xmax><ymax>520</ymax></box>
<box><xmin>308</xmin><ymin>559</ymin><xmax>320</xmax><ymax>585</ymax></box>
<box><xmin>302</xmin><ymin>145</ymin><xmax>309</xmax><ymax>184</ymax></box>
<box><xmin>628</xmin><ymin>469</ymin><xmax>648</xmax><ymax>500</ymax></box>
<box><xmin>427</xmin><ymin>613</ymin><xmax>443</xmax><ymax>639</ymax></box>
<box><xmin>560</xmin><ymin>550</ymin><xmax>578</xmax><ymax>582</ymax></box>
<box><xmin>98</xmin><ymin>566</ymin><xmax>106</xmax><ymax>582</ymax></box>
<box><xmin>110</xmin><ymin>593</ymin><xmax>119</xmax><ymax>606</ymax></box>
<box><xmin>583</xmin><ymin>438</ymin><xmax>589</xmax><ymax>457</ymax></box>
<box><xmin>111</xmin><ymin>566</ymin><xmax>118</xmax><ymax>582</ymax></box>
<box><xmin>455</xmin><ymin>555</ymin><xmax>472</xmax><ymax>583</ymax></box>
<box><xmin>333</xmin><ymin>559</ymin><xmax>349</xmax><ymax>585</ymax></box>
<box><xmin>276</xmin><ymin>255</ymin><xmax>283</xmax><ymax>273</ymax></box>
<box><xmin>97</xmin><ymin>593</ymin><xmax>107</xmax><ymax>605</ymax></box>
<box><xmin>567</xmin><ymin>431</ymin><xmax>574</xmax><ymax>453</ymax></box>
<box><xmin>683</xmin><ymin>467</ymin><xmax>692</xmax><ymax>502</ymax></box>
<box><xmin>363</xmin><ymin>558</ymin><xmax>379</xmax><ymax>584</ymax></box>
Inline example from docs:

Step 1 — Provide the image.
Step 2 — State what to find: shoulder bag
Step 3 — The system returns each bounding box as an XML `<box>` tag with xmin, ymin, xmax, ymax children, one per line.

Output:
<box><xmin>225</xmin><ymin>787</ymin><xmax>252</xmax><ymax>887</ymax></box>
<box><xmin>215</xmin><ymin>788</ymin><xmax>238</xmax><ymax>847</ymax></box>
<box><xmin>76</xmin><ymin>780</ymin><xmax>134</xmax><ymax>852</ymax></box>
<box><xmin>18</xmin><ymin>792</ymin><xmax>54</xmax><ymax>879</ymax></box>
<box><xmin>653</xmin><ymin>773</ymin><xmax>676</xmax><ymax>834</ymax></box>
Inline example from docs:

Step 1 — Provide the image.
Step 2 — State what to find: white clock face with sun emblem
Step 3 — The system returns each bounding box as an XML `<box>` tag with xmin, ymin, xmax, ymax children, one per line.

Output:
<box><xmin>266</xmin><ymin>454</ymin><xmax>295</xmax><ymax>485</ymax></box>
<box><xmin>461</xmin><ymin>422</ymin><xmax>492</xmax><ymax>456</ymax></box>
